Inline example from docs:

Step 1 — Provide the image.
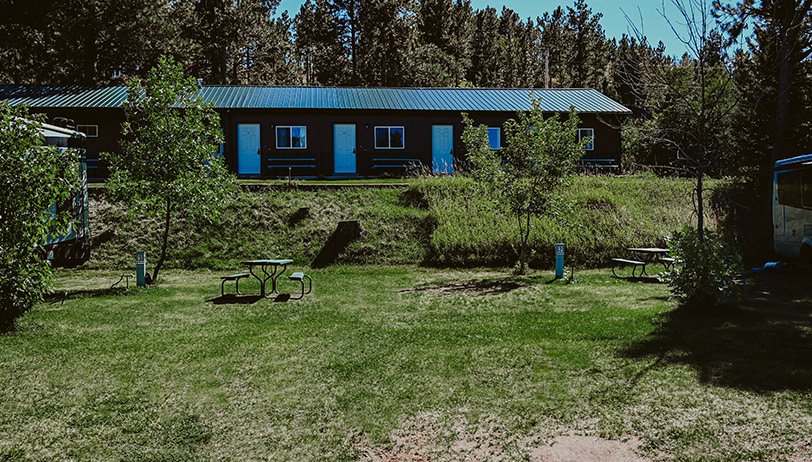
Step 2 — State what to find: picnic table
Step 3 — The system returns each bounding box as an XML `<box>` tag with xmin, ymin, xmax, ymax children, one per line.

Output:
<box><xmin>242</xmin><ymin>259</ymin><xmax>293</xmax><ymax>297</ymax></box>
<box><xmin>626</xmin><ymin>248</ymin><xmax>673</xmax><ymax>276</ymax></box>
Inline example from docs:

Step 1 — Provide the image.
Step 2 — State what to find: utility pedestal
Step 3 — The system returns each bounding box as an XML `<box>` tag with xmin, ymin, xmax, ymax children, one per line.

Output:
<box><xmin>555</xmin><ymin>244</ymin><xmax>565</xmax><ymax>279</ymax></box>
<box><xmin>136</xmin><ymin>252</ymin><xmax>147</xmax><ymax>287</ymax></box>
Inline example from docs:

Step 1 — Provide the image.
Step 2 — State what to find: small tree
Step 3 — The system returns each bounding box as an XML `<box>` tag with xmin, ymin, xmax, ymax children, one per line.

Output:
<box><xmin>624</xmin><ymin>0</ymin><xmax>743</xmax><ymax>308</ymax></box>
<box><xmin>0</xmin><ymin>104</ymin><xmax>79</xmax><ymax>331</ymax></box>
<box><xmin>104</xmin><ymin>55</ymin><xmax>235</xmax><ymax>283</ymax></box>
<box><xmin>461</xmin><ymin>95</ymin><xmax>587</xmax><ymax>274</ymax></box>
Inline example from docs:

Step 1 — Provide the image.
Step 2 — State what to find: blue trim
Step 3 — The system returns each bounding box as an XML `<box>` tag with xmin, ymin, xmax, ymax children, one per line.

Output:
<box><xmin>269</xmin><ymin>158</ymin><xmax>316</xmax><ymax>162</ymax></box>
<box><xmin>267</xmin><ymin>165</ymin><xmax>316</xmax><ymax>169</ymax></box>
<box><xmin>775</xmin><ymin>153</ymin><xmax>812</xmax><ymax>167</ymax></box>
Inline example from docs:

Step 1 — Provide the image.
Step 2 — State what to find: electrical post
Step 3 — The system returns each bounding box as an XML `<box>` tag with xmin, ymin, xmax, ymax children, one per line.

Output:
<box><xmin>555</xmin><ymin>243</ymin><xmax>565</xmax><ymax>279</ymax></box>
<box><xmin>135</xmin><ymin>252</ymin><xmax>147</xmax><ymax>287</ymax></box>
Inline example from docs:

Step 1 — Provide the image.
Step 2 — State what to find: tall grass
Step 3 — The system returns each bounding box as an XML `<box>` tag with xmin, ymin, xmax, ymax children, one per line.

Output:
<box><xmin>86</xmin><ymin>175</ymin><xmax>708</xmax><ymax>270</ymax></box>
<box><xmin>409</xmin><ymin>174</ymin><xmax>706</xmax><ymax>268</ymax></box>
<box><xmin>87</xmin><ymin>188</ymin><xmax>429</xmax><ymax>270</ymax></box>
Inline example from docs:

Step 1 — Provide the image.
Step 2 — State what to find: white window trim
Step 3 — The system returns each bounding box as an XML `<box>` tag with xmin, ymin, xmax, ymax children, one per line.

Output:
<box><xmin>579</xmin><ymin>128</ymin><xmax>595</xmax><ymax>151</ymax></box>
<box><xmin>77</xmin><ymin>125</ymin><xmax>98</xmax><ymax>138</ymax></box>
<box><xmin>487</xmin><ymin>127</ymin><xmax>501</xmax><ymax>150</ymax></box>
<box><xmin>374</xmin><ymin>126</ymin><xmax>405</xmax><ymax>149</ymax></box>
<box><xmin>276</xmin><ymin>125</ymin><xmax>307</xmax><ymax>149</ymax></box>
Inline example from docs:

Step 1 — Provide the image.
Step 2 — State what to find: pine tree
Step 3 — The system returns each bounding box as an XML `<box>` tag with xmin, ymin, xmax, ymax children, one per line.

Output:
<box><xmin>470</xmin><ymin>7</ymin><xmax>501</xmax><ymax>86</ymax></box>
<box><xmin>566</xmin><ymin>0</ymin><xmax>609</xmax><ymax>89</ymax></box>
<box><xmin>720</xmin><ymin>0</ymin><xmax>812</xmax><ymax>165</ymax></box>
<box><xmin>357</xmin><ymin>0</ymin><xmax>418</xmax><ymax>86</ymax></box>
<box><xmin>416</xmin><ymin>0</ymin><xmax>475</xmax><ymax>86</ymax></box>
<box><xmin>538</xmin><ymin>6</ymin><xmax>574</xmax><ymax>87</ymax></box>
<box><xmin>295</xmin><ymin>0</ymin><xmax>351</xmax><ymax>85</ymax></box>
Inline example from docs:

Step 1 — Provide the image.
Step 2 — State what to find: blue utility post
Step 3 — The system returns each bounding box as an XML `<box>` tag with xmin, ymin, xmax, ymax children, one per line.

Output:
<box><xmin>555</xmin><ymin>243</ymin><xmax>565</xmax><ymax>278</ymax></box>
<box><xmin>135</xmin><ymin>252</ymin><xmax>146</xmax><ymax>287</ymax></box>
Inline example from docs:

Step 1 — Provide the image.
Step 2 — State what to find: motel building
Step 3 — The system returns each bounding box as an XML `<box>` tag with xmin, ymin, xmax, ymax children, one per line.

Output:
<box><xmin>0</xmin><ymin>85</ymin><xmax>631</xmax><ymax>181</ymax></box>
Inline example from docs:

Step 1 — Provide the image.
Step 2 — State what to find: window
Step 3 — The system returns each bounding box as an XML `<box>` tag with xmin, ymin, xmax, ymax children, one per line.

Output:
<box><xmin>487</xmin><ymin>127</ymin><xmax>501</xmax><ymax>150</ymax></box>
<box><xmin>77</xmin><ymin>125</ymin><xmax>98</xmax><ymax>137</ymax></box>
<box><xmin>276</xmin><ymin>126</ymin><xmax>307</xmax><ymax>149</ymax></box>
<box><xmin>578</xmin><ymin>128</ymin><xmax>594</xmax><ymax>150</ymax></box>
<box><xmin>803</xmin><ymin>172</ymin><xmax>812</xmax><ymax>208</ymax></box>
<box><xmin>777</xmin><ymin>171</ymin><xmax>802</xmax><ymax>208</ymax></box>
<box><xmin>375</xmin><ymin>126</ymin><xmax>405</xmax><ymax>149</ymax></box>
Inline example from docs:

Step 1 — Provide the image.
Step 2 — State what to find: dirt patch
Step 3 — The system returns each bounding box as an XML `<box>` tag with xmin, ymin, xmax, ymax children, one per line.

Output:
<box><xmin>531</xmin><ymin>435</ymin><xmax>651</xmax><ymax>462</ymax></box>
<box><xmin>399</xmin><ymin>279</ymin><xmax>527</xmax><ymax>296</ymax></box>
<box><xmin>356</xmin><ymin>412</ymin><xmax>651</xmax><ymax>462</ymax></box>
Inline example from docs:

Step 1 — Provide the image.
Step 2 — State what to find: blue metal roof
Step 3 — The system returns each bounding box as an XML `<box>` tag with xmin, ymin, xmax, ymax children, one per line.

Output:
<box><xmin>775</xmin><ymin>153</ymin><xmax>812</xmax><ymax>167</ymax></box>
<box><xmin>0</xmin><ymin>85</ymin><xmax>631</xmax><ymax>114</ymax></box>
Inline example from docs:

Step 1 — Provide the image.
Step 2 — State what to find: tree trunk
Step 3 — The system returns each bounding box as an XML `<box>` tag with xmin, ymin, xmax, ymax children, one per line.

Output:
<box><xmin>697</xmin><ymin>169</ymin><xmax>705</xmax><ymax>243</ymax></box>
<box><xmin>773</xmin><ymin>12</ymin><xmax>795</xmax><ymax>167</ymax></box>
<box><xmin>152</xmin><ymin>199</ymin><xmax>172</xmax><ymax>282</ymax></box>
<box><xmin>517</xmin><ymin>211</ymin><xmax>530</xmax><ymax>274</ymax></box>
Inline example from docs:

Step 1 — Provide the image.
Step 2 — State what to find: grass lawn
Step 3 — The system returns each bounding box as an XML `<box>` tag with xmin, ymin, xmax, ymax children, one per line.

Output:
<box><xmin>1</xmin><ymin>266</ymin><xmax>810</xmax><ymax>461</ymax></box>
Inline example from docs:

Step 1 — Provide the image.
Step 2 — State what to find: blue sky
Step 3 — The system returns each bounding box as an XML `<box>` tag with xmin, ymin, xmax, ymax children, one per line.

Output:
<box><xmin>275</xmin><ymin>0</ymin><xmax>712</xmax><ymax>57</ymax></box>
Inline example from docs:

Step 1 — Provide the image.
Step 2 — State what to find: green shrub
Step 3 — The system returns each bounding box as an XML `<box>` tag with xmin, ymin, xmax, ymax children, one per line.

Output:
<box><xmin>1</xmin><ymin>106</ymin><xmax>78</xmax><ymax>331</ymax></box>
<box><xmin>665</xmin><ymin>226</ymin><xmax>742</xmax><ymax>308</ymax></box>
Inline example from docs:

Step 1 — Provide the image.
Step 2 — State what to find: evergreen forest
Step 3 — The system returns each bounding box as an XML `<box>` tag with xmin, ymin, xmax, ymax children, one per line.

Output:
<box><xmin>1</xmin><ymin>0</ymin><xmax>811</xmax><ymax>174</ymax></box>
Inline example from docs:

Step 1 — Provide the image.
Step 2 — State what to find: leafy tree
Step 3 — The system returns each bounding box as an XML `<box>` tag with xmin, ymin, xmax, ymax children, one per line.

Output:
<box><xmin>103</xmin><ymin>55</ymin><xmax>235</xmax><ymax>282</ymax></box>
<box><xmin>625</xmin><ymin>0</ymin><xmax>742</xmax><ymax>309</ymax></box>
<box><xmin>0</xmin><ymin>105</ymin><xmax>79</xmax><ymax>331</ymax></box>
<box><xmin>624</xmin><ymin>0</ymin><xmax>738</xmax><ymax>238</ymax></box>
<box><xmin>666</xmin><ymin>226</ymin><xmax>742</xmax><ymax>307</ymax></box>
<box><xmin>462</xmin><ymin>96</ymin><xmax>586</xmax><ymax>274</ymax></box>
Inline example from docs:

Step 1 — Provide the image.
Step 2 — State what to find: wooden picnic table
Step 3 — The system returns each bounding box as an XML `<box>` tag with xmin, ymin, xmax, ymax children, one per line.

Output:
<box><xmin>242</xmin><ymin>259</ymin><xmax>293</xmax><ymax>297</ymax></box>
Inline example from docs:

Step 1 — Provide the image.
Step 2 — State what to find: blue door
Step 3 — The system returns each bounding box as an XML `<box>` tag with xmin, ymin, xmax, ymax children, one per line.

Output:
<box><xmin>238</xmin><ymin>124</ymin><xmax>261</xmax><ymax>175</ymax></box>
<box><xmin>432</xmin><ymin>125</ymin><xmax>453</xmax><ymax>174</ymax></box>
<box><xmin>334</xmin><ymin>124</ymin><xmax>356</xmax><ymax>174</ymax></box>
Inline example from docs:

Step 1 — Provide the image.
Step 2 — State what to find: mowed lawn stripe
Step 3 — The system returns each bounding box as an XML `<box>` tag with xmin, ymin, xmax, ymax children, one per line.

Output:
<box><xmin>1</xmin><ymin>267</ymin><xmax>809</xmax><ymax>461</ymax></box>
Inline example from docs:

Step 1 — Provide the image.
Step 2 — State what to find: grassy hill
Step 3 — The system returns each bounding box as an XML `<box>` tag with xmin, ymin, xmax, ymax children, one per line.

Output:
<box><xmin>85</xmin><ymin>175</ymin><xmax>710</xmax><ymax>271</ymax></box>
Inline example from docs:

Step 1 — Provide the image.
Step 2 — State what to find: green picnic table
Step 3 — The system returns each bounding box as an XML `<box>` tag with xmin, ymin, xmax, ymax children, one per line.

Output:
<box><xmin>242</xmin><ymin>259</ymin><xmax>293</xmax><ymax>297</ymax></box>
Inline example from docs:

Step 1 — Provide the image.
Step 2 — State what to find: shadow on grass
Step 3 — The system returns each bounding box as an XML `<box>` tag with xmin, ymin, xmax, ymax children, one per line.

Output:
<box><xmin>612</xmin><ymin>276</ymin><xmax>666</xmax><ymax>284</ymax></box>
<box><xmin>273</xmin><ymin>293</ymin><xmax>291</xmax><ymax>303</ymax></box>
<box><xmin>401</xmin><ymin>275</ymin><xmax>546</xmax><ymax>296</ymax></box>
<box><xmin>45</xmin><ymin>287</ymin><xmax>129</xmax><ymax>304</ymax></box>
<box><xmin>623</xmin><ymin>271</ymin><xmax>812</xmax><ymax>393</ymax></box>
<box><xmin>206</xmin><ymin>294</ymin><xmax>264</xmax><ymax>305</ymax></box>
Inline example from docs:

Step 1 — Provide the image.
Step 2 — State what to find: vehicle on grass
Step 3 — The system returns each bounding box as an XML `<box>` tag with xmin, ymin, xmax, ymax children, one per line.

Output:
<box><xmin>39</xmin><ymin>118</ymin><xmax>90</xmax><ymax>267</ymax></box>
<box><xmin>773</xmin><ymin>153</ymin><xmax>812</xmax><ymax>265</ymax></box>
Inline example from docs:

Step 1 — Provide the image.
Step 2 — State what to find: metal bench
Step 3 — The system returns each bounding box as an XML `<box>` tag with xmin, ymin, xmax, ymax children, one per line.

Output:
<box><xmin>288</xmin><ymin>272</ymin><xmax>312</xmax><ymax>299</ymax></box>
<box><xmin>220</xmin><ymin>272</ymin><xmax>250</xmax><ymax>296</ymax></box>
<box><xmin>611</xmin><ymin>258</ymin><xmax>646</xmax><ymax>278</ymax></box>
<box><xmin>661</xmin><ymin>257</ymin><xmax>676</xmax><ymax>269</ymax></box>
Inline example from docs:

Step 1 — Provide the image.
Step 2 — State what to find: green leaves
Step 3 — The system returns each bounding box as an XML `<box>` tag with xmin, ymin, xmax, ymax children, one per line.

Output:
<box><xmin>0</xmin><ymin>104</ymin><xmax>79</xmax><ymax>330</ymax></box>
<box><xmin>103</xmin><ymin>55</ymin><xmax>237</xmax><ymax>281</ymax></box>
<box><xmin>665</xmin><ymin>226</ymin><xmax>742</xmax><ymax>308</ymax></box>
<box><xmin>462</xmin><ymin>94</ymin><xmax>587</xmax><ymax>273</ymax></box>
